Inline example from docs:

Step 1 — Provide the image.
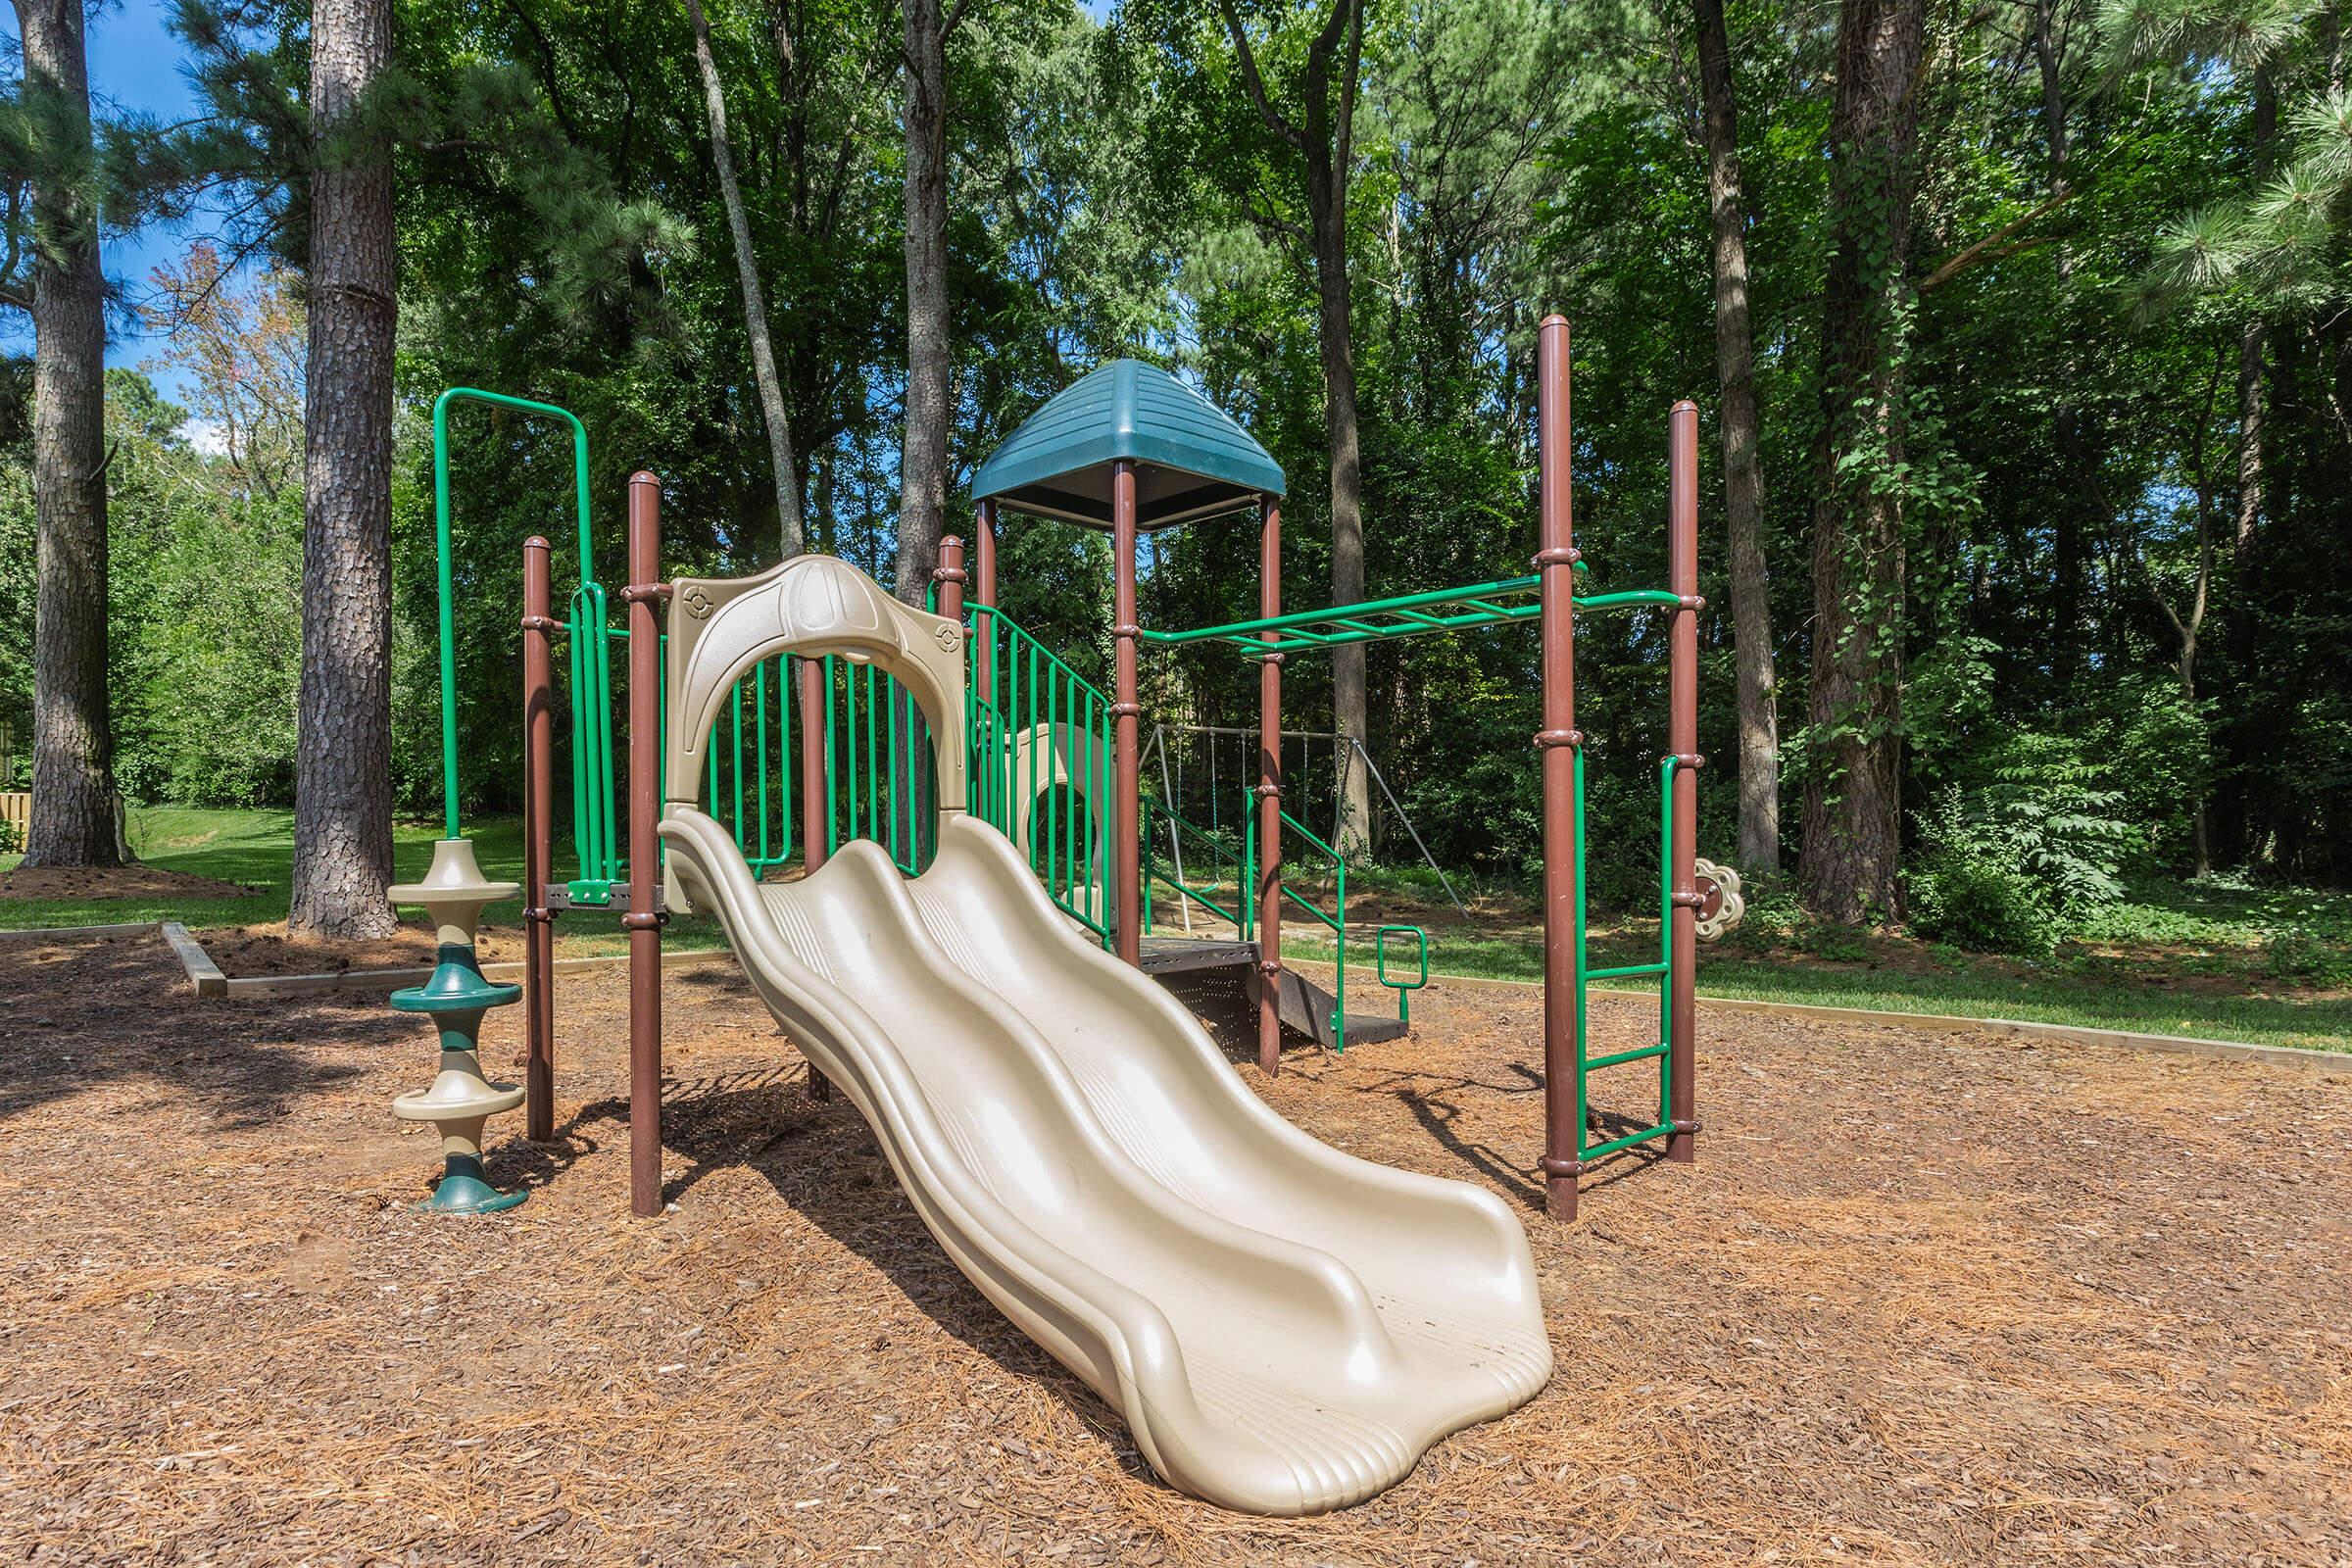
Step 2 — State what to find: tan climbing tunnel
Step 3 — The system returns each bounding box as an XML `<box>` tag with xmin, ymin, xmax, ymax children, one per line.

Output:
<box><xmin>658</xmin><ymin>554</ymin><xmax>1552</xmax><ymax>1515</ymax></box>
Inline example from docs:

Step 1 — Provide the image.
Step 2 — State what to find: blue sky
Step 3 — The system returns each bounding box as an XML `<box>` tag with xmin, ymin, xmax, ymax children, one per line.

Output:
<box><xmin>7</xmin><ymin>1</ymin><xmax>209</xmax><ymax>403</ymax></box>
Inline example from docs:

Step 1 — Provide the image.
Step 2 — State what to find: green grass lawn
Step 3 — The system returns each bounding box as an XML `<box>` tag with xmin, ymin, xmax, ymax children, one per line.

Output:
<box><xmin>7</xmin><ymin>806</ymin><xmax>2349</xmax><ymax>1053</ymax></box>
<box><xmin>1265</xmin><ymin>866</ymin><xmax>2352</xmax><ymax>1054</ymax></box>
<box><xmin>0</xmin><ymin>807</ymin><xmax>529</xmax><ymax>932</ymax></box>
<box><xmin>0</xmin><ymin>805</ymin><xmax>732</xmax><ymax>952</ymax></box>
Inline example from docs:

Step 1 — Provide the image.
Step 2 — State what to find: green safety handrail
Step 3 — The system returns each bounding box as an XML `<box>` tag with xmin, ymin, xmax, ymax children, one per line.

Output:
<box><xmin>1142</xmin><ymin>795</ymin><xmax>1250</xmax><ymax>937</ymax></box>
<box><xmin>1246</xmin><ymin>806</ymin><xmax>1351</xmax><ymax>1046</ymax></box>
<box><xmin>1376</xmin><ymin>924</ymin><xmax>1430</xmax><ymax>1024</ymax></box>
<box><xmin>429</xmin><ymin>386</ymin><xmax>595</xmax><ymax>841</ymax></box>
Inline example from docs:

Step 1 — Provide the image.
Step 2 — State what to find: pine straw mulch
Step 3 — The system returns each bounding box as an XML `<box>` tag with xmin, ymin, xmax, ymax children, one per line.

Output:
<box><xmin>194</xmin><ymin>921</ymin><xmax>527</xmax><ymax>977</ymax></box>
<box><xmin>4</xmin><ymin>928</ymin><xmax>2350</xmax><ymax>1566</ymax></box>
<box><xmin>0</xmin><ymin>863</ymin><xmax>256</xmax><ymax>904</ymax></box>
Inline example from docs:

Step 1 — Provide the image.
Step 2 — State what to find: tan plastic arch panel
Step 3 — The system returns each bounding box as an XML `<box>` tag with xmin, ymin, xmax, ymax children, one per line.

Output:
<box><xmin>656</xmin><ymin>557</ymin><xmax>1551</xmax><ymax>1514</ymax></box>
<box><xmin>662</xmin><ymin>553</ymin><xmax>968</xmax><ymax>914</ymax></box>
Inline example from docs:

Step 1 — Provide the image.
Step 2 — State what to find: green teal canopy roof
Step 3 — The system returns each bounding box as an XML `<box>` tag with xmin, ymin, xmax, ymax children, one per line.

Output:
<box><xmin>969</xmin><ymin>359</ymin><xmax>1284</xmax><ymax>532</ymax></box>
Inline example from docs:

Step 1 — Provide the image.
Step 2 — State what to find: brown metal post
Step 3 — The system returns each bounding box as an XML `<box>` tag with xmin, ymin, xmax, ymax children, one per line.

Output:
<box><xmin>520</xmin><ymin>536</ymin><xmax>558</xmax><ymax>1142</ymax></box>
<box><xmin>623</xmin><ymin>471</ymin><xmax>666</xmax><ymax>1217</ymax></box>
<box><xmin>973</xmin><ymin>500</ymin><xmax>997</xmax><ymax>709</ymax></box>
<box><xmin>1255</xmin><ymin>499</ymin><xmax>1284</xmax><ymax>1077</ymax></box>
<box><xmin>1667</xmin><ymin>401</ymin><xmax>1702</xmax><ymax>1164</ymax></box>
<box><xmin>1536</xmin><ymin>316</ymin><xmax>1583</xmax><ymax>1221</ymax></box>
<box><xmin>1111</xmin><ymin>460</ymin><xmax>1142</xmax><ymax>966</ymax></box>
<box><xmin>934</xmin><ymin>535</ymin><xmax>967</xmax><ymax>852</ymax></box>
<box><xmin>935</xmin><ymin>533</ymin><xmax>966</xmax><ymax>624</ymax></box>
<box><xmin>796</xmin><ymin>651</ymin><xmax>831</xmax><ymax>1102</ymax></box>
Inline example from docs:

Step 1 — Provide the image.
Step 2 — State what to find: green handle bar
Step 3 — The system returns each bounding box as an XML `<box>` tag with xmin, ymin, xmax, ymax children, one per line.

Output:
<box><xmin>430</xmin><ymin>386</ymin><xmax>594</xmax><ymax>841</ymax></box>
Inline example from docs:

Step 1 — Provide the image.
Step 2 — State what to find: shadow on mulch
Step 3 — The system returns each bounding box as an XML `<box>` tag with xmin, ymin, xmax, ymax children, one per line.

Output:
<box><xmin>0</xmin><ymin>932</ymin><xmax>365</xmax><ymax>1126</ymax></box>
<box><xmin>632</xmin><ymin>1056</ymin><xmax>1170</xmax><ymax>1493</ymax></box>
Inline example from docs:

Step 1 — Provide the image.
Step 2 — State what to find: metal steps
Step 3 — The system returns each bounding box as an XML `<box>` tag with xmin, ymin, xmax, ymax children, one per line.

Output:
<box><xmin>1135</xmin><ymin>936</ymin><xmax>1406</xmax><ymax>1053</ymax></box>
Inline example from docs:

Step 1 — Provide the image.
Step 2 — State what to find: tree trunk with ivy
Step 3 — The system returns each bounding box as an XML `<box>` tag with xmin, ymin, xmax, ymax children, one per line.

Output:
<box><xmin>1799</xmin><ymin>0</ymin><xmax>1927</xmax><ymax>924</ymax></box>
<box><xmin>1693</xmin><ymin>0</ymin><xmax>1780</xmax><ymax>874</ymax></box>
<box><xmin>895</xmin><ymin>0</ymin><xmax>951</xmax><ymax>610</ymax></box>
<box><xmin>1216</xmin><ymin>0</ymin><xmax>1370</xmax><ymax>858</ymax></box>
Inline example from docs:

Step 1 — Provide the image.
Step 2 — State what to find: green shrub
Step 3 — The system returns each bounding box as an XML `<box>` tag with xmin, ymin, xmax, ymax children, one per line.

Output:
<box><xmin>0</xmin><ymin>813</ymin><xmax>21</xmax><ymax>856</ymax></box>
<box><xmin>2265</xmin><ymin>928</ymin><xmax>2352</xmax><ymax>988</ymax></box>
<box><xmin>1906</xmin><ymin>839</ymin><xmax>2064</xmax><ymax>957</ymax></box>
<box><xmin>1903</xmin><ymin>729</ymin><xmax>2138</xmax><ymax>957</ymax></box>
<box><xmin>1789</xmin><ymin>919</ymin><xmax>1871</xmax><ymax>962</ymax></box>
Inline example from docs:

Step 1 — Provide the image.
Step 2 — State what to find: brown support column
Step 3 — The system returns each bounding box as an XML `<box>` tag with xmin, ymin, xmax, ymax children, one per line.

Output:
<box><xmin>1536</xmin><ymin>316</ymin><xmax>1583</xmax><ymax>1221</ymax></box>
<box><xmin>1667</xmin><ymin>400</ymin><xmax>1702</xmax><ymax>1164</ymax></box>
<box><xmin>1111</xmin><ymin>461</ymin><xmax>1142</xmax><ymax>966</ymax></box>
<box><xmin>1255</xmin><ymin>499</ymin><xmax>1284</xmax><ymax>1077</ymax></box>
<box><xmin>519</xmin><ymin>536</ymin><xmax>558</xmax><ymax>1142</ymax></box>
<box><xmin>935</xmin><ymin>533</ymin><xmax>966</xmax><ymax>624</ymax></box>
<box><xmin>796</xmin><ymin>651</ymin><xmax>831</xmax><ymax>1102</ymax></box>
<box><xmin>973</xmin><ymin>500</ymin><xmax>997</xmax><ymax>709</ymax></box>
<box><xmin>623</xmin><ymin>471</ymin><xmax>666</xmax><ymax>1217</ymax></box>
<box><xmin>934</xmin><ymin>535</ymin><xmax>966</xmax><ymax>849</ymax></box>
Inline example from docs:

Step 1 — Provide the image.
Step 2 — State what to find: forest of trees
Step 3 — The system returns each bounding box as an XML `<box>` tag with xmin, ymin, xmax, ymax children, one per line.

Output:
<box><xmin>3</xmin><ymin>0</ymin><xmax>2347</xmax><ymax>947</ymax></box>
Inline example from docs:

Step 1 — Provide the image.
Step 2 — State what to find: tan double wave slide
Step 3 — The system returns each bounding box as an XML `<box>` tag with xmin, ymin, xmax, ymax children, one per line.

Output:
<box><xmin>659</xmin><ymin>554</ymin><xmax>1552</xmax><ymax>1515</ymax></box>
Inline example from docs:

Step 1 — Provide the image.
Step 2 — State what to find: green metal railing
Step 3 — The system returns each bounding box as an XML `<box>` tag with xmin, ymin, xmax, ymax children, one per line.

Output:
<box><xmin>820</xmin><ymin>656</ymin><xmax>937</xmax><ymax>875</ymax></box>
<box><xmin>1243</xmin><ymin>806</ymin><xmax>1349</xmax><ymax>1044</ymax></box>
<box><xmin>962</xmin><ymin>602</ymin><xmax>1115</xmax><ymax>942</ymax></box>
<box><xmin>1142</xmin><ymin>796</ymin><xmax>1250</xmax><ymax>937</ymax></box>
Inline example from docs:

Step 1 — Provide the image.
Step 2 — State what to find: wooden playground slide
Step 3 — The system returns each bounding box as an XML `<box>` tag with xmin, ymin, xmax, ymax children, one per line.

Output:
<box><xmin>659</xmin><ymin>806</ymin><xmax>1552</xmax><ymax>1514</ymax></box>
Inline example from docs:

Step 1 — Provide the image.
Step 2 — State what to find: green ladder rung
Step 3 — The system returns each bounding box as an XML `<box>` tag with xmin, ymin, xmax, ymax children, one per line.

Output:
<box><xmin>1581</xmin><ymin>1041</ymin><xmax>1669</xmax><ymax>1072</ymax></box>
<box><xmin>1581</xmin><ymin>1120</ymin><xmax>1674</xmax><ymax>1161</ymax></box>
<box><xmin>1584</xmin><ymin>961</ymin><xmax>1668</xmax><ymax>981</ymax></box>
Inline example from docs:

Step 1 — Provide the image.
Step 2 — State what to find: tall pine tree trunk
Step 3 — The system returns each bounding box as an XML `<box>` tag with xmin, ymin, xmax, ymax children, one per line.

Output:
<box><xmin>15</xmin><ymin>0</ymin><xmax>122</xmax><ymax>868</ymax></box>
<box><xmin>1693</xmin><ymin>0</ymin><xmax>1780</xmax><ymax>873</ymax></box>
<box><xmin>1799</xmin><ymin>0</ymin><xmax>1926</xmax><ymax>925</ymax></box>
<box><xmin>1310</xmin><ymin>129</ymin><xmax>1372</xmax><ymax>859</ymax></box>
<box><xmin>895</xmin><ymin>0</ymin><xmax>951</xmax><ymax>608</ymax></box>
<box><xmin>889</xmin><ymin>0</ymin><xmax>955</xmax><ymax>854</ymax></box>
<box><xmin>289</xmin><ymin>0</ymin><xmax>399</xmax><ymax>939</ymax></box>
<box><xmin>688</xmin><ymin>0</ymin><xmax>804</xmax><ymax>560</ymax></box>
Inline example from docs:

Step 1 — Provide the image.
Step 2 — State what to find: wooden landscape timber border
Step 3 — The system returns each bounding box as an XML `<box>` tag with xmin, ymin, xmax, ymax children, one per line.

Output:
<box><xmin>185</xmin><ymin>943</ymin><xmax>743</xmax><ymax>1001</ymax></box>
<box><xmin>0</xmin><ymin>918</ymin><xmax>161</xmax><ymax>943</ymax></box>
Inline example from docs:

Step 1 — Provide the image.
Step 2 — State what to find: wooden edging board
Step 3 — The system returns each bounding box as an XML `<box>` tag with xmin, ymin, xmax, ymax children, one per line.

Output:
<box><xmin>0</xmin><ymin>918</ymin><xmax>162</xmax><ymax>943</ymax></box>
<box><xmin>160</xmin><ymin>920</ymin><xmax>228</xmax><ymax>997</ymax></box>
<box><xmin>212</xmin><ymin>944</ymin><xmax>741</xmax><ymax>1000</ymax></box>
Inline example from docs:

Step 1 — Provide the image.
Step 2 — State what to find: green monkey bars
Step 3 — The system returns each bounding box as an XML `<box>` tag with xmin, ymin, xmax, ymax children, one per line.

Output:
<box><xmin>1132</xmin><ymin>564</ymin><xmax>1682</xmax><ymax>659</ymax></box>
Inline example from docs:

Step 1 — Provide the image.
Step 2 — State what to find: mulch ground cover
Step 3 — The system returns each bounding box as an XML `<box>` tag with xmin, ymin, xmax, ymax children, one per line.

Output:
<box><xmin>4</xmin><ymin>927</ymin><xmax>2348</xmax><ymax>1566</ymax></box>
<box><xmin>0</xmin><ymin>864</ymin><xmax>256</xmax><ymax>904</ymax></box>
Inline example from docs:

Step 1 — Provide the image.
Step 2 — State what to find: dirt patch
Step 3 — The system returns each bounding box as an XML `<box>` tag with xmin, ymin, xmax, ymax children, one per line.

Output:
<box><xmin>3</xmin><ymin>928</ymin><xmax>2349</xmax><ymax>1565</ymax></box>
<box><xmin>0</xmin><ymin>862</ymin><xmax>255</xmax><ymax>905</ymax></box>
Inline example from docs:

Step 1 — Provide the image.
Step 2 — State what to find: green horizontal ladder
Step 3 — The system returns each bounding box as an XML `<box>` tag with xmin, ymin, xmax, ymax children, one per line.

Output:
<box><xmin>1135</xmin><ymin>563</ymin><xmax>1679</xmax><ymax>661</ymax></box>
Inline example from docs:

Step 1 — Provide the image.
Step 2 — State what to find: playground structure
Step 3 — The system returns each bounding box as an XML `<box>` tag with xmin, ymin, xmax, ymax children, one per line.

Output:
<box><xmin>403</xmin><ymin>315</ymin><xmax>1708</xmax><ymax>1227</ymax></box>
